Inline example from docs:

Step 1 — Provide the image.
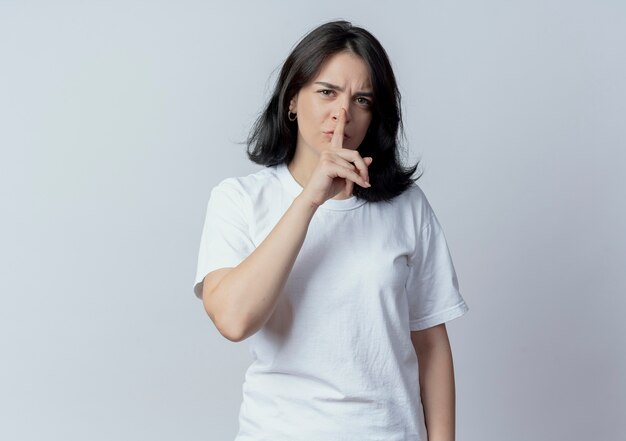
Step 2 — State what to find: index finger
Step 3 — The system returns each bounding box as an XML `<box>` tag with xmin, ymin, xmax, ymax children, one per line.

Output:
<box><xmin>330</xmin><ymin>108</ymin><xmax>346</xmax><ymax>149</ymax></box>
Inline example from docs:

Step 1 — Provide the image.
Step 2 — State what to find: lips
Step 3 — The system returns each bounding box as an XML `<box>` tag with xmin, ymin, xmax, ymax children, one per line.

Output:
<box><xmin>324</xmin><ymin>131</ymin><xmax>350</xmax><ymax>139</ymax></box>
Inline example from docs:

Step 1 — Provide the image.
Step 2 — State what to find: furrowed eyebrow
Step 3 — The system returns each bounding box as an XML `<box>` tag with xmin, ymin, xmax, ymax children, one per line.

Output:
<box><xmin>314</xmin><ymin>81</ymin><xmax>374</xmax><ymax>97</ymax></box>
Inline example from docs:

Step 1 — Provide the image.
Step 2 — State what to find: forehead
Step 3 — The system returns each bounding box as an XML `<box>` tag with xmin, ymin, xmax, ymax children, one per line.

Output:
<box><xmin>311</xmin><ymin>52</ymin><xmax>372</xmax><ymax>88</ymax></box>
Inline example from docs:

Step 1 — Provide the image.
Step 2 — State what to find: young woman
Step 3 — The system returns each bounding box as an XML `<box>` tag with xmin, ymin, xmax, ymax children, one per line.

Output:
<box><xmin>194</xmin><ymin>20</ymin><xmax>469</xmax><ymax>441</ymax></box>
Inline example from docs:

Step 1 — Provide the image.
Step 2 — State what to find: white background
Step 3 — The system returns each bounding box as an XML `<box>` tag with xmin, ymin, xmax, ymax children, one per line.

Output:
<box><xmin>1</xmin><ymin>1</ymin><xmax>624</xmax><ymax>440</ymax></box>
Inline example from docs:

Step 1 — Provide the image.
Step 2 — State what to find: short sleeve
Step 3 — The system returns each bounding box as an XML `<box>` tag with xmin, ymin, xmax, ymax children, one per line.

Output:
<box><xmin>192</xmin><ymin>178</ymin><xmax>256</xmax><ymax>300</ymax></box>
<box><xmin>405</xmin><ymin>195</ymin><xmax>469</xmax><ymax>331</ymax></box>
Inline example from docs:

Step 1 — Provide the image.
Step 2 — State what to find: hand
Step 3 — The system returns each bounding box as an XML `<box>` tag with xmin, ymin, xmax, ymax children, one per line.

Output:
<box><xmin>299</xmin><ymin>108</ymin><xmax>373</xmax><ymax>208</ymax></box>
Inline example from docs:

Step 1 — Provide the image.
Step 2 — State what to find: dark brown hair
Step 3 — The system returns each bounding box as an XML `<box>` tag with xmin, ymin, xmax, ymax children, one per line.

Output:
<box><xmin>246</xmin><ymin>20</ymin><xmax>421</xmax><ymax>202</ymax></box>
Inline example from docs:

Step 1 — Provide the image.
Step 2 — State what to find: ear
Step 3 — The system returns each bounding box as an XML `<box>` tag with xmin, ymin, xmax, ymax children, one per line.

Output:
<box><xmin>289</xmin><ymin>93</ymin><xmax>298</xmax><ymax>113</ymax></box>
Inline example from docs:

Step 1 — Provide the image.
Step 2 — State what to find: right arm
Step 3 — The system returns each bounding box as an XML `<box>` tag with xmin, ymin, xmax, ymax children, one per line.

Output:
<box><xmin>203</xmin><ymin>193</ymin><xmax>318</xmax><ymax>342</ymax></box>
<box><xmin>203</xmin><ymin>108</ymin><xmax>371</xmax><ymax>342</ymax></box>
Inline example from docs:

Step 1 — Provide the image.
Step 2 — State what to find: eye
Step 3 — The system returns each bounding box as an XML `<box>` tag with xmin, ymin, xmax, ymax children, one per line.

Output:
<box><xmin>318</xmin><ymin>89</ymin><xmax>335</xmax><ymax>97</ymax></box>
<box><xmin>356</xmin><ymin>97</ymin><xmax>372</xmax><ymax>107</ymax></box>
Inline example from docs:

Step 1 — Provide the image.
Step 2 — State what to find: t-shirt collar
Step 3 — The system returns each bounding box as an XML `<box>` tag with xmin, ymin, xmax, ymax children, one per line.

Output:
<box><xmin>275</xmin><ymin>162</ymin><xmax>367</xmax><ymax>211</ymax></box>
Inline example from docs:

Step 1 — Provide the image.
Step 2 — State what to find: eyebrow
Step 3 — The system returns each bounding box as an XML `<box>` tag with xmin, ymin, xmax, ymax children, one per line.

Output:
<box><xmin>313</xmin><ymin>81</ymin><xmax>374</xmax><ymax>97</ymax></box>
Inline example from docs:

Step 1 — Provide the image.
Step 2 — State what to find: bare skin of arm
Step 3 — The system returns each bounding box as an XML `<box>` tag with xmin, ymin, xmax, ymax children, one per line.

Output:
<box><xmin>202</xmin><ymin>109</ymin><xmax>372</xmax><ymax>342</ymax></box>
<box><xmin>411</xmin><ymin>323</ymin><xmax>456</xmax><ymax>441</ymax></box>
<box><xmin>202</xmin><ymin>194</ymin><xmax>318</xmax><ymax>342</ymax></box>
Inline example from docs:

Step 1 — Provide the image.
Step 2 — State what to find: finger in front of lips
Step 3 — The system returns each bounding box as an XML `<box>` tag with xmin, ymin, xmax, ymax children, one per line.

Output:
<box><xmin>330</xmin><ymin>108</ymin><xmax>346</xmax><ymax>149</ymax></box>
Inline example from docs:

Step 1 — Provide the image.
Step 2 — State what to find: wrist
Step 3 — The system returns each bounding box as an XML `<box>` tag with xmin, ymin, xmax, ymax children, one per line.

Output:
<box><xmin>293</xmin><ymin>193</ymin><xmax>320</xmax><ymax>212</ymax></box>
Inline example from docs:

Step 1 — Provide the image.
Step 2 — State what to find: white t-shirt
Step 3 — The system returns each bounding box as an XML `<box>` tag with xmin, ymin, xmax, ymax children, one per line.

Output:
<box><xmin>193</xmin><ymin>162</ymin><xmax>469</xmax><ymax>441</ymax></box>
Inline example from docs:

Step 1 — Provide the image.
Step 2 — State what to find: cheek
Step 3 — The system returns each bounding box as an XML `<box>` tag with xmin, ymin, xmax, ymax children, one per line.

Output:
<box><xmin>299</xmin><ymin>102</ymin><xmax>325</xmax><ymax>126</ymax></box>
<box><xmin>357</xmin><ymin>115</ymin><xmax>373</xmax><ymax>135</ymax></box>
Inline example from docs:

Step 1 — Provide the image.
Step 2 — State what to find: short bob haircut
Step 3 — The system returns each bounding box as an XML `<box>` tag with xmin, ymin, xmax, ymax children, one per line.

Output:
<box><xmin>246</xmin><ymin>20</ymin><xmax>422</xmax><ymax>203</ymax></box>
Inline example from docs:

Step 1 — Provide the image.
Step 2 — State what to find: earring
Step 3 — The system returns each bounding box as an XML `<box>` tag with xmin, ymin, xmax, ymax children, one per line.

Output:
<box><xmin>288</xmin><ymin>111</ymin><xmax>297</xmax><ymax>122</ymax></box>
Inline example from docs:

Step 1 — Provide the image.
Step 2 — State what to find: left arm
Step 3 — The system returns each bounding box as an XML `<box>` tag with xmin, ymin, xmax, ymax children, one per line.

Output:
<box><xmin>411</xmin><ymin>323</ymin><xmax>456</xmax><ymax>441</ymax></box>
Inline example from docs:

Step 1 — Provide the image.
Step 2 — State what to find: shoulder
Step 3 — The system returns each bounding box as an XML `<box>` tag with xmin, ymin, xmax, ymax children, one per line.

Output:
<box><xmin>212</xmin><ymin>165</ymin><xmax>279</xmax><ymax>198</ymax></box>
<box><xmin>393</xmin><ymin>182</ymin><xmax>438</xmax><ymax>234</ymax></box>
<box><xmin>394</xmin><ymin>181</ymin><xmax>433</xmax><ymax>215</ymax></box>
<box><xmin>405</xmin><ymin>181</ymin><xmax>428</xmax><ymax>201</ymax></box>
<box><xmin>204</xmin><ymin>167</ymin><xmax>273</xmax><ymax>222</ymax></box>
<box><xmin>207</xmin><ymin>166</ymin><xmax>284</xmax><ymax>222</ymax></box>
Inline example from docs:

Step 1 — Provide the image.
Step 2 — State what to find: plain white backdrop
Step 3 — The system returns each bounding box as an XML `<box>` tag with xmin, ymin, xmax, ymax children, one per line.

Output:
<box><xmin>1</xmin><ymin>1</ymin><xmax>624</xmax><ymax>440</ymax></box>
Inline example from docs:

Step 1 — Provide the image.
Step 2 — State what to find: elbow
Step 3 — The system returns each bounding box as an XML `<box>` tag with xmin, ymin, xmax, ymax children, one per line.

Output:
<box><xmin>218</xmin><ymin>325</ymin><xmax>246</xmax><ymax>343</ymax></box>
<box><xmin>220</xmin><ymin>311</ymin><xmax>258</xmax><ymax>342</ymax></box>
<box><xmin>216</xmin><ymin>313</ymin><xmax>257</xmax><ymax>343</ymax></box>
<box><xmin>217</xmin><ymin>316</ymin><xmax>248</xmax><ymax>342</ymax></box>
<box><xmin>202</xmin><ymin>292</ymin><xmax>248</xmax><ymax>343</ymax></box>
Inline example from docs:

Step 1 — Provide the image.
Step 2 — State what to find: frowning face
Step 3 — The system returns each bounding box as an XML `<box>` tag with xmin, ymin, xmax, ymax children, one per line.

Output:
<box><xmin>289</xmin><ymin>51</ymin><xmax>374</xmax><ymax>154</ymax></box>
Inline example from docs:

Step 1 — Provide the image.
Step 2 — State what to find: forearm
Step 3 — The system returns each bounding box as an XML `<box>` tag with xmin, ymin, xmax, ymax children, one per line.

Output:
<box><xmin>214</xmin><ymin>194</ymin><xmax>318</xmax><ymax>340</ymax></box>
<box><xmin>415</xmin><ymin>336</ymin><xmax>456</xmax><ymax>441</ymax></box>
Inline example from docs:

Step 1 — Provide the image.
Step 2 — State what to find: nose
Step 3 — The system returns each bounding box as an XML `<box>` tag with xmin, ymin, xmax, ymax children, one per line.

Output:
<box><xmin>332</xmin><ymin>102</ymin><xmax>352</xmax><ymax>124</ymax></box>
